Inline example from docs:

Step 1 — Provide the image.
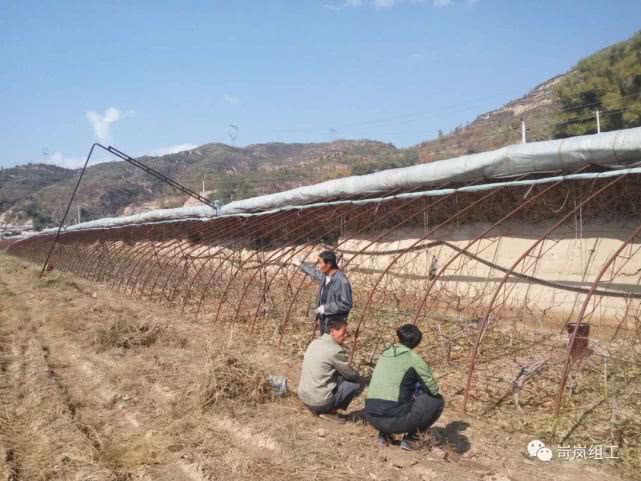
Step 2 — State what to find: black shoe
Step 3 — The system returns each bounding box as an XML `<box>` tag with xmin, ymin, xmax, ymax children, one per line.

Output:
<box><xmin>376</xmin><ymin>432</ymin><xmax>393</xmax><ymax>448</ymax></box>
<box><xmin>400</xmin><ymin>434</ymin><xmax>421</xmax><ymax>451</ymax></box>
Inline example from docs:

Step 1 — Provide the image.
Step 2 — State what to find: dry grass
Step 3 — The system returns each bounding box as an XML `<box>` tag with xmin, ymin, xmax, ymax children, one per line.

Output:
<box><xmin>7</xmin><ymin>339</ymin><xmax>113</xmax><ymax>481</ymax></box>
<box><xmin>30</xmin><ymin>276</ymin><xmax>83</xmax><ymax>292</ymax></box>
<box><xmin>200</xmin><ymin>349</ymin><xmax>272</xmax><ymax>409</ymax></box>
<box><xmin>94</xmin><ymin>318</ymin><xmax>161</xmax><ymax>351</ymax></box>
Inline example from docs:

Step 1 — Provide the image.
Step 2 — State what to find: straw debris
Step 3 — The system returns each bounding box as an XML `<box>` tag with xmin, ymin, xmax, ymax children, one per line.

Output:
<box><xmin>94</xmin><ymin>318</ymin><xmax>161</xmax><ymax>351</ymax></box>
<box><xmin>200</xmin><ymin>351</ymin><xmax>272</xmax><ymax>409</ymax></box>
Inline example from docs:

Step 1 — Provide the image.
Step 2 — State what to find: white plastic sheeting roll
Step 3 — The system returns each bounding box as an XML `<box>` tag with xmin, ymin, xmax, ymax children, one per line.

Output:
<box><xmin>43</xmin><ymin>126</ymin><xmax>641</xmax><ymax>234</ymax></box>
<box><xmin>220</xmin><ymin>127</ymin><xmax>641</xmax><ymax>215</ymax></box>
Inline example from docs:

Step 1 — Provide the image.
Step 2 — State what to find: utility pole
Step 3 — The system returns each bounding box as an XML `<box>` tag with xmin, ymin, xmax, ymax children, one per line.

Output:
<box><xmin>595</xmin><ymin>110</ymin><xmax>601</xmax><ymax>134</ymax></box>
<box><xmin>228</xmin><ymin>125</ymin><xmax>238</xmax><ymax>145</ymax></box>
<box><xmin>521</xmin><ymin>119</ymin><xmax>527</xmax><ymax>144</ymax></box>
<box><xmin>77</xmin><ymin>203</ymin><xmax>81</xmax><ymax>224</ymax></box>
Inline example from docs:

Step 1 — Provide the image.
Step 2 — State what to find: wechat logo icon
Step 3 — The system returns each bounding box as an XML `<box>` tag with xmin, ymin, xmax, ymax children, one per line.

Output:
<box><xmin>527</xmin><ymin>440</ymin><xmax>553</xmax><ymax>462</ymax></box>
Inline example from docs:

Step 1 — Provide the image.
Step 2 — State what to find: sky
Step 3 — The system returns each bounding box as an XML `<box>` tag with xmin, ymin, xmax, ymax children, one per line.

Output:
<box><xmin>1</xmin><ymin>0</ymin><xmax>641</xmax><ymax>168</ymax></box>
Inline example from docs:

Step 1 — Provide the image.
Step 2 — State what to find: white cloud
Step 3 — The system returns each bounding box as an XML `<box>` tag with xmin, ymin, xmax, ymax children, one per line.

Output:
<box><xmin>374</xmin><ymin>0</ymin><xmax>396</xmax><ymax>7</ymax></box>
<box><xmin>149</xmin><ymin>143</ymin><xmax>198</xmax><ymax>156</ymax></box>
<box><xmin>85</xmin><ymin>107</ymin><xmax>132</xmax><ymax>144</ymax></box>
<box><xmin>223</xmin><ymin>94</ymin><xmax>240</xmax><ymax>104</ymax></box>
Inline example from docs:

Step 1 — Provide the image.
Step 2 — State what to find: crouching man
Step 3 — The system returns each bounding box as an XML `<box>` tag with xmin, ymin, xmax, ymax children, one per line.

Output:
<box><xmin>298</xmin><ymin>318</ymin><xmax>364</xmax><ymax>422</ymax></box>
<box><xmin>365</xmin><ymin>324</ymin><xmax>444</xmax><ymax>450</ymax></box>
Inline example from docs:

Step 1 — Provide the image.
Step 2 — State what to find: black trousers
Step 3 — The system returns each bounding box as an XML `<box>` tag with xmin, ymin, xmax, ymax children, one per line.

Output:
<box><xmin>366</xmin><ymin>393</ymin><xmax>444</xmax><ymax>435</ymax></box>
<box><xmin>306</xmin><ymin>377</ymin><xmax>364</xmax><ymax>414</ymax></box>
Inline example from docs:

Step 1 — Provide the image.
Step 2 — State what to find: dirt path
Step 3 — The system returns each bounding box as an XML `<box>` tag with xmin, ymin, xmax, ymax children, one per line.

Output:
<box><xmin>0</xmin><ymin>253</ymin><xmax>627</xmax><ymax>480</ymax></box>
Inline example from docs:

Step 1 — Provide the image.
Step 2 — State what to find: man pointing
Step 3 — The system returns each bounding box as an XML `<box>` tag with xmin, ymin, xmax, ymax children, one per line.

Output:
<box><xmin>294</xmin><ymin>250</ymin><xmax>352</xmax><ymax>335</ymax></box>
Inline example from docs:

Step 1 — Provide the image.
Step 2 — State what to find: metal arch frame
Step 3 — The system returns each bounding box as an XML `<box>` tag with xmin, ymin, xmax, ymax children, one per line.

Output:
<box><xmin>129</xmin><ymin>219</ymin><xmax>230</xmax><ymax>297</ymax></box>
<box><xmin>115</xmin><ymin>216</ymin><xmax>245</xmax><ymax>304</ymax></box>
<box><xmin>191</xmin><ymin>206</ymin><xmax>331</xmax><ymax>320</ymax></box>
<box><xmin>348</xmin><ymin>186</ymin><xmax>505</xmax><ymax>363</ymax></box>
<box><xmin>117</xmin><ymin>223</ymin><xmax>198</xmax><ymax>293</ymax></box>
<box><xmin>410</xmin><ymin>170</ymin><xmax>588</xmax><ymax>326</ymax></box>
<box><xmin>158</xmin><ymin>217</ymin><xmax>260</xmax><ymax>305</ymax></box>
<box><xmin>176</xmin><ymin>211</ymin><xmax>306</xmax><ymax>311</ymax></box>
<box><xmin>275</xmin><ymin>198</ymin><xmax>423</xmax><ymax>345</ymax></box>
<box><xmin>125</xmin><ymin>214</ymin><xmax>263</xmax><ymax>303</ymax></box>
<box><xmin>553</xmin><ymin>220</ymin><xmax>641</xmax><ymax>418</ymax></box>
<box><xmin>190</xmin><ymin>207</ymin><xmax>335</xmax><ymax>318</ymax></box>
<box><xmin>275</xmin><ymin>181</ymin><xmax>463</xmax><ymax>346</ymax></box>
<box><xmin>93</xmin><ymin>227</ymin><xmax>172</xmax><ymax>284</ymax></box>
<box><xmin>179</xmin><ymin>217</ymin><xmax>258</xmax><ymax>310</ymax></box>
<box><xmin>238</xmin><ymin>188</ymin><xmax>414</xmax><ymax>334</ymax></box>
<box><xmin>93</xmin><ymin>229</ymin><xmax>162</xmax><ymax>289</ymax></box>
<box><xmin>106</xmin><ymin>218</ymin><xmax>222</xmax><ymax>296</ymax></box>
<box><xmin>203</xmin><ymin>205</ymin><xmax>343</xmax><ymax>324</ymax></box>
<box><xmin>92</xmin><ymin>229</ymin><xmax>151</xmax><ymax>283</ymax></box>
<box><xmin>229</xmin><ymin>208</ymin><xmax>347</xmax><ymax>332</ymax></box>
<box><xmin>184</xmin><ymin>195</ymin><xmax>376</xmax><ymax>322</ymax></box>
<box><xmin>461</xmin><ymin>173</ymin><xmax>629</xmax><ymax>413</ymax></box>
<box><xmin>69</xmin><ymin>229</ymin><xmax>132</xmax><ymax>280</ymax></box>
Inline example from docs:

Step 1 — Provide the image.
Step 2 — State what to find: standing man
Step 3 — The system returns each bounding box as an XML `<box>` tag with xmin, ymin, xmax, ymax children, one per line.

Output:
<box><xmin>294</xmin><ymin>250</ymin><xmax>352</xmax><ymax>335</ymax></box>
<box><xmin>298</xmin><ymin>317</ymin><xmax>364</xmax><ymax>421</ymax></box>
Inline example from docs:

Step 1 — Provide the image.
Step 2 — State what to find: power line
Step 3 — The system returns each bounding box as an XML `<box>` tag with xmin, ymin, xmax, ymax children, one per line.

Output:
<box><xmin>270</xmin><ymin>88</ymin><xmax>641</xmax><ymax>137</ymax></box>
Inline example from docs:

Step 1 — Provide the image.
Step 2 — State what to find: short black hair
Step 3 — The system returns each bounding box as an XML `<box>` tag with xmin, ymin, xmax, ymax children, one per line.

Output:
<box><xmin>397</xmin><ymin>324</ymin><xmax>422</xmax><ymax>349</ymax></box>
<box><xmin>327</xmin><ymin>317</ymin><xmax>347</xmax><ymax>332</ymax></box>
<box><xmin>319</xmin><ymin>250</ymin><xmax>338</xmax><ymax>269</ymax></box>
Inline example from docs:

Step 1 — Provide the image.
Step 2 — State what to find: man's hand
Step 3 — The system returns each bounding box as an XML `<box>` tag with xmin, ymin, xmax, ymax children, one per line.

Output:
<box><xmin>293</xmin><ymin>258</ymin><xmax>302</xmax><ymax>267</ymax></box>
<box><xmin>315</xmin><ymin>305</ymin><xmax>325</xmax><ymax>315</ymax></box>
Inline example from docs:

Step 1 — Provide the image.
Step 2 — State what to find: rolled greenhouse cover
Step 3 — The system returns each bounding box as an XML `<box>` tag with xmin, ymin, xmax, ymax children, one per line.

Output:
<box><xmin>220</xmin><ymin>126</ymin><xmax>641</xmax><ymax>215</ymax></box>
<box><xmin>43</xmin><ymin>126</ymin><xmax>641</xmax><ymax>234</ymax></box>
<box><xmin>42</xmin><ymin>205</ymin><xmax>217</xmax><ymax>234</ymax></box>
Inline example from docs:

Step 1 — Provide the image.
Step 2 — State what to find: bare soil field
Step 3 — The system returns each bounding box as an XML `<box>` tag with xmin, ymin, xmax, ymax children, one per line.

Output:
<box><xmin>0</xmin><ymin>252</ymin><xmax>633</xmax><ymax>481</ymax></box>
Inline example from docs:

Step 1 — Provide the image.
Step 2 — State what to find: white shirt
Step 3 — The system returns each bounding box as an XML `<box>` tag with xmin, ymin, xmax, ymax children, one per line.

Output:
<box><xmin>317</xmin><ymin>275</ymin><xmax>332</xmax><ymax>315</ymax></box>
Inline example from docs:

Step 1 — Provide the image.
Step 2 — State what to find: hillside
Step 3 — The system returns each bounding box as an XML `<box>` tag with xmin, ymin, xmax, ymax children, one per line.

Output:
<box><xmin>0</xmin><ymin>164</ymin><xmax>76</xmax><ymax>222</ymax></box>
<box><xmin>417</xmin><ymin>30</ymin><xmax>641</xmax><ymax>162</ymax></box>
<box><xmin>3</xmin><ymin>31</ymin><xmax>641</xmax><ymax>231</ymax></box>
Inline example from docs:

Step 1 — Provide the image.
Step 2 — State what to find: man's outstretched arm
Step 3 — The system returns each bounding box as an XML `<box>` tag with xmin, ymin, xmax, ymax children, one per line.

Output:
<box><xmin>294</xmin><ymin>258</ymin><xmax>324</xmax><ymax>282</ymax></box>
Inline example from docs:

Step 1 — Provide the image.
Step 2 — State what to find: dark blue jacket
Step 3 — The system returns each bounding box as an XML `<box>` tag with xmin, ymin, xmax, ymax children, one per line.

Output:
<box><xmin>299</xmin><ymin>263</ymin><xmax>353</xmax><ymax>318</ymax></box>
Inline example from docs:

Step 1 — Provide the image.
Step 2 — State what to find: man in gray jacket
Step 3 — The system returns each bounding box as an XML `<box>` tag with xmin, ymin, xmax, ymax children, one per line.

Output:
<box><xmin>294</xmin><ymin>250</ymin><xmax>353</xmax><ymax>335</ymax></box>
<box><xmin>298</xmin><ymin>317</ymin><xmax>364</xmax><ymax>420</ymax></box>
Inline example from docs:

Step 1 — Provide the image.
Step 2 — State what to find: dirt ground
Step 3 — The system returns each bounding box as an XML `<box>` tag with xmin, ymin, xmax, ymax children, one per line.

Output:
<box><xmin>0</xmin><ymin>252</ymin><xmax>630</xmax><ymax>481</ymax></box>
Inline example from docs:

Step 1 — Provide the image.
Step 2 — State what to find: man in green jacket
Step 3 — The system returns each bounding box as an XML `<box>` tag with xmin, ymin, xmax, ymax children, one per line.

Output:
<box><xmin>365</xmin><ymin>324</ymin><xmax>444</xmax><ymax>450</ymax></box>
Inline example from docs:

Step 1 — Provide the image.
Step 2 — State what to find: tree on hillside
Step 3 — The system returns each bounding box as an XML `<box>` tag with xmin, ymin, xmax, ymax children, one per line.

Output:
<box><xmin>554</xmin><ymin>31</ymin><xmax>641</xmax><ymax>138</ymax></box>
